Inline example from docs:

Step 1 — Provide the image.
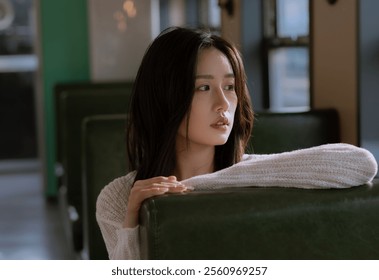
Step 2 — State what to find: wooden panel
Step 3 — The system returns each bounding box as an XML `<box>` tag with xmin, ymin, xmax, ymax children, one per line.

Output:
<box><xmin>221</xmin><ymin>0</ymin><xmax>241</xmax><ymax>48</ymax></box>
<box><xmin>311</xmin><ymin>0</ymin><xmax>358</xmax><ymax>145</ymax></box>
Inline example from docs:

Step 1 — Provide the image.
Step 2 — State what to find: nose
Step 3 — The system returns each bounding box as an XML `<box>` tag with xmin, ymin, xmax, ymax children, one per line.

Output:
<box><xmin>213</xmin><ymin>87</ymin><xmax>230</xmax><ymax>113</ymax></box>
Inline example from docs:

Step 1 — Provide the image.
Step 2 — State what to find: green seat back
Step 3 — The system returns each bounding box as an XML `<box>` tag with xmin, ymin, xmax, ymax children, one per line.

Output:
<box><xmin>249</xmin><ymin>109</ymin><xmax>340</xmax><ymax>154</ymax></box>
<box><xmin>54</xmin><ymin>82</ymin><xmax>133</xmax><ymax>250</ymax></box>
<box><xmin>140</xmin><ymin>181</ymin><xmax>379</xmax><ymax>259</ymax></box>
<box><xmin>82</xmin><ymin>114</ymin><xmax>128</xmax><ymax>259</ymax></box>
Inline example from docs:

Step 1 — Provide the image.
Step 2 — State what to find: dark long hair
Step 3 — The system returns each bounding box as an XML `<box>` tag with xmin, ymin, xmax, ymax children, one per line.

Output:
<box><xmin>126</xmin><ymin>27</ymin><xmax>254</xmax><ymax>181</ymax></box>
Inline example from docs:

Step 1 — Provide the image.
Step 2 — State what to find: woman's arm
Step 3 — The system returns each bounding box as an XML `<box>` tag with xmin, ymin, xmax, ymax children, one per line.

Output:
<box><xmin>182</xmin><ymin>143</ymin><xmax>378</xmax><ymax>190</ymax></box>
<box><xmin>96</xmin><ymin>173</ymin><xmax>188</xmax><ymax>259</ymax></box>
<box><xmin>96</xmin><ymin>173</ymin><xmax>141</xmax><ymax>259</ymax></box>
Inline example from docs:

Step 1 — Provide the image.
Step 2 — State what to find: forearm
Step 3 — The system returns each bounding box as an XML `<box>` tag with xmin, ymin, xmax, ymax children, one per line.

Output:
<box><xmin>109</xmin><ymin>226</ymin><xmax>141</xmax><ymax>260</ymax></box>
<box><xmin>96</xmin><ymin>215</ymin><xmax>141</xmax><ymax>260</ymax></box>
<box><xmin>96</xmin><ymin>173</ymin><xmax>142</xmax><ymax>259</ymax></box>
<box><xmin>182</xmin><ymin>144</ymin><xmax>378</xmax><ymax>190</ymax></box>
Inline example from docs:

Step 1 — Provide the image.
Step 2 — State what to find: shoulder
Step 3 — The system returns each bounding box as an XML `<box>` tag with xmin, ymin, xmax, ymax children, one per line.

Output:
<box><xmin>96</xmin><ymin>171</ymin><xmax>136</xmax><ymax>219</ymax></box>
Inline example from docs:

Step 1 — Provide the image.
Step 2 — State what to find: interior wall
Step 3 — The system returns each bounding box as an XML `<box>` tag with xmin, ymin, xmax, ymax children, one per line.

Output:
<box><xmin>88</xmin><ymin>0</ymin><xmax>159</xmax><ymax>81</ymax></box>
<box><xmin>311</xmin><ymin>0</ymin><xmax>358</xmax><ymax>145</ymax></box>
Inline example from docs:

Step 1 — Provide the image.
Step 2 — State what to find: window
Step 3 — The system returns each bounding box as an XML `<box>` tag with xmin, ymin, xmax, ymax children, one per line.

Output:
<box><xmin>263</xmin><ymin>0</ymin><xmax>309</xmax><ymax>111</ymax></box>
<box><xmin>0</xmin><ymin>0</ymin><xmax>37</xmax><ymax>159</ymax></box>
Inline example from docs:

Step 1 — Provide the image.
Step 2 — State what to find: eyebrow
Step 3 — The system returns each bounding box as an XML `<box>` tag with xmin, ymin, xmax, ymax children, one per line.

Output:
<box><xmin>195</xmin><ymin>73</ymin><xmax>235</xmax><ymax>79</ymax></box>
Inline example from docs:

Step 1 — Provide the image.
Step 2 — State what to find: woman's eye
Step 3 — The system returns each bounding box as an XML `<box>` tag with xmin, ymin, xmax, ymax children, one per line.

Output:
<box><xmin>197</xmin><ymin>85</ymin><xmax>210</xmax><ymax>91</ymax></box>
<box><xmin>224</xmin><ymin>84</ymin><xmax>235</xmax><ymax>91</ymax></box>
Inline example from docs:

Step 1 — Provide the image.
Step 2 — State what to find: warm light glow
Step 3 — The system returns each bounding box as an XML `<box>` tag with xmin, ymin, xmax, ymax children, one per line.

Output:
<box><xmin>127</xmin><ymin>8</ymin><xmax>137</xmax><ymax>18</ymax></box>
<box><xmin>114</xmin><ymin>0</ymin><xmax>137</xmax><ymax>32</ymax></box>
<box><xmin>123</xmin><ymin>0</ymin><xmax>137</xmax><ymax>18</ymax></box>
<box><xmin>123</xmin><ymin>0</ymin><xmax>134</xmax><ymax>12</ymax></box>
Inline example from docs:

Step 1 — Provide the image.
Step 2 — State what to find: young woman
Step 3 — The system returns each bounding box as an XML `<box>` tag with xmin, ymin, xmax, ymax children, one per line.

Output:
<box><xmin>96</xmin><ymin>27</ymin><xmax>378</xmax><ymax>260</ymax></box>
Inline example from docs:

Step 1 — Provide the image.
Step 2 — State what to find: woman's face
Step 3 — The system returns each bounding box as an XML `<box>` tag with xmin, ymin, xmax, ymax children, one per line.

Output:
<box><xmin>177</xmin><ymin>47</ymin><xmax>238</xmax><ymax>150</ymax></box>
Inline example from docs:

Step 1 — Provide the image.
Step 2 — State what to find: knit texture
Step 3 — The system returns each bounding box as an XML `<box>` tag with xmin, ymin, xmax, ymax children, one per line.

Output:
<box><xmin>96</xmin><ymin>143</ymin><xmax>378</xmax><ymax>259</ymax></box>
<box><xmin>183</xmin><ymin>143</ymin><xmax>378</xmax><ymax>189</ymax></box>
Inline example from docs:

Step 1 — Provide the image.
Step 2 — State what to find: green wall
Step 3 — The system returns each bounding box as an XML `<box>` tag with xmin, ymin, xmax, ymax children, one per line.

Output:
<box><xmin>39</xmin><ymin>0</ymin><xmax>90</xmax><ymax>197</ymax></box>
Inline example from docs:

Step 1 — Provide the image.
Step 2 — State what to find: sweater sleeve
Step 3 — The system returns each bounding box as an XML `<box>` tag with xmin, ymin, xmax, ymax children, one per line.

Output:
<box><xmin>96</xmin><ymin>172</ymin><xmax>141</xmax><ymax>260</ymax></box>
<box><xmin>182</xmin><ymin>143</ymin><xmax>378</xmax><ymax>190</ymax></box>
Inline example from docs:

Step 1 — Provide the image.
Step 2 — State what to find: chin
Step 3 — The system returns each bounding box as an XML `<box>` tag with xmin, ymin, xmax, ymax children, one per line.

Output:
<box><xmin>191</xmin><ymin>132</ymin><xmax>231</xmax><ymax>147</ymax></box>
<box><xmin>211</xmin><ymin>136</ymin><xmax>230</xmax><ymax>146</ymax></box>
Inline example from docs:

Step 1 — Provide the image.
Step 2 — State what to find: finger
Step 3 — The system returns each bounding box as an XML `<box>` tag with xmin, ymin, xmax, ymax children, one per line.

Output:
<box><xmin>134</xmin><ymin>176</ymin><xmax>180</xmax><ymax>189</ymax></box>
<box><xmin>159</xmin><ymin>181</ymin><xmax>184</xmax><ymax>187</ymax></box>
<box><xmin>146</xmin><ymin>183</ymin><xmax>187</xmax><ymax>194</ymax></box>
<box><xmin>133</xmin><ymin>177</ymin><xmax>168</xmax><ymax>189</ymax></box>
<box><xmin>157</xmin><ymin>181</ymin><xmax>187</xmax><ymax>191</ymax></box>
<box><xmin>142</xmin><ymin>176</ymin><xmax>169</xmax><ymax>184</ymax></box>
<box><xmin>167</xmin><ymin>175</ymin><xmax>177</xmax><ymax>181</ymax></box>
<box><xmin>165</xmin><ymin>185</ymin><xmax>188</xmax><ymax>193</ymax></box>
<box><xmin>137</xmin><ymin>186</ymin><xmax>169</xmax><ymax>199</ymax></box>
<box><xmin>141</xmin><ymin>186</ymin><xmax>169</xmax><ymax>193</ymax></box>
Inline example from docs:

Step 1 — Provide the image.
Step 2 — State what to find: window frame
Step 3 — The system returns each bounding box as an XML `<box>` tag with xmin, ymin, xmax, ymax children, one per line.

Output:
<box><xmin>262</xmin><ymin>0</ymin><xmax>310</xmax><ymax>110</ymax></box>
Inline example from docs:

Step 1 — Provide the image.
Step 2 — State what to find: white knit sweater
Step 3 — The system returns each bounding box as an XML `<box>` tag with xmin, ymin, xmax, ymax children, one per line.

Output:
<box><xmin>96</xmin><ymin>143</ymin><xmax>378</xmax><ymax>260</ymax></box>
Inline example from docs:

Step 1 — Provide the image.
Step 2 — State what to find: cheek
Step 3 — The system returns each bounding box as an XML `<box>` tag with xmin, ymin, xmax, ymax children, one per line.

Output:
<box><xmin>228</xmin><ymin>95</ymin><xmax>238</xmax><ymax>118</ymax></box>
<box><xmin>177</xmin><ymin>103</ymin><xmax>206</xmax><ymax>138</ymax></box>
<box><xmin>189</xmin><ymin>96</ymin><xmax>209</xmax><ymax>119</ymax></box>
<box><xmin>231</xmin><ymin>97</ymin><xmax>238</xmax><ymax>111</ymax></box>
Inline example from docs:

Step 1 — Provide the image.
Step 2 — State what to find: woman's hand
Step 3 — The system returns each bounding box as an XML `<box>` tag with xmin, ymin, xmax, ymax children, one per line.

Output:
<box><xmin>124</xmin><ymin>176</ymin><xmax>188</xmax><ymax>228</ymax></box>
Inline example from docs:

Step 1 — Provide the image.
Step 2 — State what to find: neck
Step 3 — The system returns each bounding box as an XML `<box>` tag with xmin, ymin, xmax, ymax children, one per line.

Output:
<box><xmin>174</xmin><ymin>142</ymin><xmax>215</xmax><ymax>181</ymax></box>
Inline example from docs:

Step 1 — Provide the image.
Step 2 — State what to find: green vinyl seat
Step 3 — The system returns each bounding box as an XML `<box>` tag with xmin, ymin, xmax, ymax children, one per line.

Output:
<box><xmin>249</xmin><ymin>109</ymin><xmax>340</xmax><ymax>154</ymax></box>
<box><xmin>54</xmin><ymin>82</ymin><xmax>133</xmax><ymax>252</ymax></box>
<box><xmin>139</xmin><ymin>181</ymin><xmax>379</xmax><ymax>259</ymax></box>
<box><xmin>81</xmin><ymin>114</ymin><xmax>128</xmax><ymax>259</ymax></box>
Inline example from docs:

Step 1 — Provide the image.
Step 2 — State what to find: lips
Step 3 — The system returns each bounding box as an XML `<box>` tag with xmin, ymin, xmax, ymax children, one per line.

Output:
<box><xmin>210</xmin><ymin>116</ymin><xmax>229</xmax><ymax>128</ymax></box>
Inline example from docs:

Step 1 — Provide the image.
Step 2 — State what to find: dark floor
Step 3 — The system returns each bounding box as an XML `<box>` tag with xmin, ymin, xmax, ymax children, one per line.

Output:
<box><xmin>0</xmin><ymin>161</ymin><xmax>75</xmax><ymax>260</ymax></box>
